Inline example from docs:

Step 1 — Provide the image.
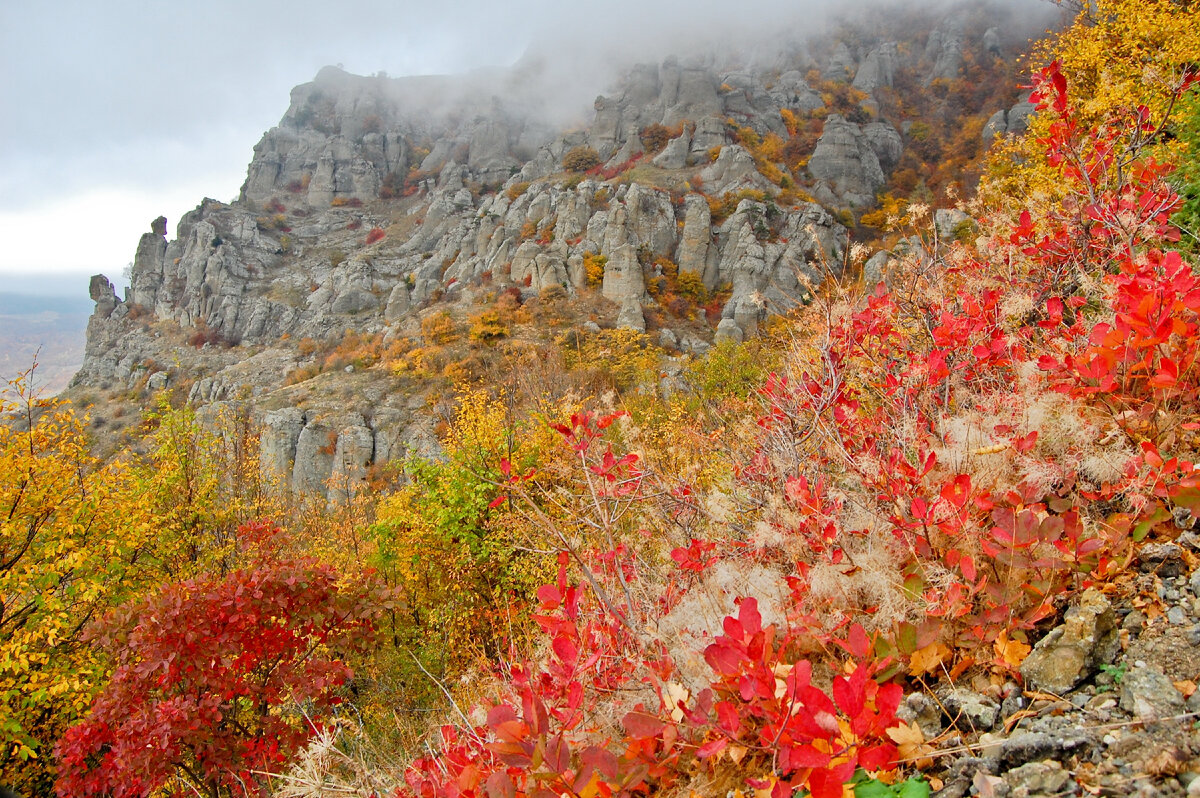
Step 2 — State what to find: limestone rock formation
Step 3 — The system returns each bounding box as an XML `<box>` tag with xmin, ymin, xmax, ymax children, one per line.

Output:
<box><xmin>71</xmin><ymin>1</ymin><xmax>1040</xmax><ymax>495</ymax></box>
<box><xmin>808</xmin><ymin>115</ymin><xmax>887</xmax><ymax>206</ymax></box>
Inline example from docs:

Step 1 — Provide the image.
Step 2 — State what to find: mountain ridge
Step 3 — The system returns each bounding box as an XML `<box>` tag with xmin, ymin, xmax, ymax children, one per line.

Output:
<box><xmin>69</xmin><ymin>0</ymin><xmax>1049</xmax><ymax>494</ymax></box>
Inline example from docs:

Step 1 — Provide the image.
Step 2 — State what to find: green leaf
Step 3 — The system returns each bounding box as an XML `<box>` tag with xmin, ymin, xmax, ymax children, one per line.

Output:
<box><xmin>853</xmin><ymin>777</ymin><xmax>895</xmax><ymax>798</ymax></box>
<box><xmin>897</xmin><ymin>777</ymin><xmax>932</xmax><ymax>798</ymax></box>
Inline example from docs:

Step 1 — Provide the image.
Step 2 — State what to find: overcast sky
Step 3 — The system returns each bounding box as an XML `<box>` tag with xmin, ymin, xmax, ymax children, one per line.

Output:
<box><xmin>0</xmin><ymin>0</ymin><xmax>1052</xmax><ymax>292</ymax></box>
<box><xmin>0</xmin><ymin>1</ymin><xmax>547</xmax><ymax>288</ymax></box>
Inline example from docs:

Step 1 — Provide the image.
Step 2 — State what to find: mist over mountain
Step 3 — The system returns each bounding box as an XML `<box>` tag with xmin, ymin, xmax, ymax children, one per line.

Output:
<box><xmin>65</xmin><ymin>0</ymin><xmax>1058</xmax><ymax>477</ymax></box>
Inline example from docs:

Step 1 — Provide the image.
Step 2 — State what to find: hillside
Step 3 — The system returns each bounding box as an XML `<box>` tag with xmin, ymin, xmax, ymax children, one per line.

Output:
<box><xmin>68</xmin><ymin>0</ymin><xmax>1045</xmax><ymax>486</ymax></box>
<box><xmin>10</xmin><ymin>0</ymin><xmax>1200</xmax><ymax>796</ymax></box>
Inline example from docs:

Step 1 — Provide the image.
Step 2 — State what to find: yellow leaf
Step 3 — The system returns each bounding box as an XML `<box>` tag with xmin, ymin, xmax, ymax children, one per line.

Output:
<box><xmin>887</xmin><ymin>720</ymin><xmax>935</xmax><ymax>767</ymax></box>
<box><xmin>728</xmin><ymin>744</ymin><xmax>748</xmax><ymax>765</ymax></box>
<box><xmin>994</xmin><ymin>632</ymin><xmax>1031</xmax><ymax>669</ymax></box>
<box><xmin>908</xmin><ymin>642</ymin><xmax>951</xmax><ymax>676</ymax></box>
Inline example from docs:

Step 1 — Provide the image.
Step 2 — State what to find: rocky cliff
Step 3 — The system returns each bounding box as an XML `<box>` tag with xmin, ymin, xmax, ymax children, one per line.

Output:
<box><xmin>72</xmin><ymin>0</ymin><xmax>1048</xmax><ymax>496</ymax></box>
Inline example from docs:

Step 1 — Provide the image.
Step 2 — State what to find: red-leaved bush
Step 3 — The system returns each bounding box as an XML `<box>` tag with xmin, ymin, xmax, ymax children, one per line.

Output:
<box><xmin>55</xmin><ymin>522</ymin><xmax>390</xmax><ymax>798</ymax></box>
<box><xmin>394</xmin><ymin>60</ymin><xmax>1200</xmax><ymax>798</ymax></box>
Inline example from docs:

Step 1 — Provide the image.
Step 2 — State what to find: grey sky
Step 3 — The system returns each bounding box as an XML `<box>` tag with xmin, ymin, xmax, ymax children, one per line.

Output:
<box><xmin>0</xmin><ymin>0</ymin><xmax>1051</xmax><ymax>281</ymax></box>
<box><xmin>0</xmin><ymin>1</ymin><xmax>544</xmax><ymax>279</ymax></box>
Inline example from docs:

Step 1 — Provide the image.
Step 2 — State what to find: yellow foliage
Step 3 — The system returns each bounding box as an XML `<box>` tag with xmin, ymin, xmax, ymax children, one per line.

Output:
<box><xmin>0</xmin><ymin>373</ymin><xmax>157</xmax><ymax>787</ymax></box>
<box><xmin>421</xmin><ymin>311</ymin><xmax>460</xmax><ymax>345</ymax></box>
<box><xmin>780</xmin><ymin>108</ymin><xmax>799</xmax><ymax>137</ymax></box>
<box><xmin>583</xmin><ymin>251</ymin><xmax>608</xmax><ymax>288</ymax></box>
<box><xmin>561</xmin><ymin>328</ymin><xmax>660</xmax><ymax>390</ymax></box>
<box><xmin>367</xmin><ymin>390</ymin><xmax>558</xmax><ymax>699</ymax></box>
<box><xmin>505</xmin><ymin>181</ymin><xmax>532</xmax><ymax>202</ymax></box>
<box><xmin>469</xmin><ymin>308</ymin><xmax>510</xmax><ymax>343</ymax></box>
<box><xmin>136</xmin><ymin>401</ymin><xmax>284</xmax><ymax>580</ymax></box>
<box><xmin>759</xmin><ymin>132</ymin><xmax>785</xmax><ymax>162</ymax></box>
<box><xmin>982</xmin><ymin>0</ymin><xmax>1200</xmax><ymax>209</ymax></box>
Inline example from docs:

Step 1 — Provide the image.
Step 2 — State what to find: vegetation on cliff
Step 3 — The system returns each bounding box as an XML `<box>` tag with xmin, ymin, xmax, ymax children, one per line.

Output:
<box><xmin>4</xmin><ymin>1</ymin><xmax>1200</xmax><ymax>795</ymax></box>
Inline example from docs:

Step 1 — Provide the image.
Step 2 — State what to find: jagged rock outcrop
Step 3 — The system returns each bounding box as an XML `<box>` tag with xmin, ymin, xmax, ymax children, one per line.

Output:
<box><xmin>808</xmin><ymin>115</ymin><xmax>887</xmax><ymax>206</ymax></box>
<box><xmin>852</xmin><ymin>42</ymin><xmax>899</xmax><ymax>93</ymax></box>
<box><xmin>73</xmin><ymin>2</ymin><xmax>1042</xmax><ymax>494</ymax></box>
<box><xmin>983</xmin><ymin>93</ymin><xmax>1037</xmax><ymax>145</ymax></box>
<box><xmin>925</xmin><ymin>17</ymin><xmax>966</xmax><ymax>84</ymax></box>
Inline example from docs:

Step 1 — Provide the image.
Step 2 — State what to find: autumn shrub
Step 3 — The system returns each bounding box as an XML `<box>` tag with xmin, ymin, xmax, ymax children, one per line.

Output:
<box><xmin>56</xmin><ymin>522</ymin><xmax>389</xmax><ymax>798</ymax></box>
<box><xmin>506</xmin><ymin>180</ymin><xmax>532</xmax><ymax>201</ymax></box>
<box><xmin>187</xmin><ymin>319</ymin><xmax>228</xmax><ymax>349</ymax></box>
<box><xmin>583</xmin><ymin>251</ymin><xmax>607</xmax><ymax>288</ymax></box>
<box><xmin>367</xmin><ymin>392</ymin><xmax>558</xmax><ymax>707</ymax></box>
<box><xmin>676</xmin><ymin>270</ymin><xmax>708</xmax><ymax>303</ymax></box>
<box><xmin>593</xmin><ymin>153</ymin><xmax>644</xmax><ymax>180</ymax></box>
<box><xmin>0</xmin><ymin>375</ymin><xmax>157</xmax><ymax>793</ymax></box>
<box><xmin>469</xmin><ymin>308</ymin><xmax>510</xmax><ymax>343</ymax></box>
<box><xmin>421</xmin><ymin>311</ymin><xmax>460</xmax><ymax>344</ymax></box>
<box><xmin>639</xmin><ymin>123</ymin><xmax>672</xmax><ymax>153</ymax></box>
<box><xmin>563</xmin><ymin>145</ymin><xmax>602</xmax><ymax>173</ymax></box>
<box><xmin>560</xmin><ymin>328</ymin><xmax>660</xmax><ymax>391</ymax></box>
<box><xmin>365</xmin><ymin>227</ymin><xmax>386</xmax><ymax>245</ymax></box>
<box><xmin>393</xmin><ymin>410</ymin><xmax>906</xmax><ymax>798</ymax></box>
<box><xmin>379</xmin><ymin>170</ymin><xmax>403</xmax><ymax>199</ymax></box>
<box><xmin>136</xmin><ymin>401</ymin><xmax>284</xmax><ymax>580</ymax></box>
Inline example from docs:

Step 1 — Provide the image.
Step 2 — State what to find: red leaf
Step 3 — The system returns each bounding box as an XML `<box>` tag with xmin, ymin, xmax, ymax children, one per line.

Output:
<box><xmin>832</xmin><ymin>666</ymin><xmax>866</xmax><ymax>719</ymax></box>
<box><xmin>696</xmin><ymin>737</ymin><xmax>729</xmax><ymax>759</ymax></box>
<box><xmin>739</xmin><ymin>597</ymin><xmax>763</xmax><ymax>635</ymax></box>
<box><xmin>621</xmin><ymin>710</ymin><xmax>665</xmax><ymax>740</ymax></box>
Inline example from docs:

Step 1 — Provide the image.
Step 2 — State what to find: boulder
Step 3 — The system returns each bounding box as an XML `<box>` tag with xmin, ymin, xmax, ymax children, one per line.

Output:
<box><xmin>1019</xmin><ymin>588</ymin><xmax>1120</xmax><ymax>694</ymax></box>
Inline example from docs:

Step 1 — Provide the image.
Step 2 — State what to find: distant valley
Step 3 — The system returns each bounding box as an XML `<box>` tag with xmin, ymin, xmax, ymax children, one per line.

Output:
<box><xmin>0</xmin><ymin>282</ymin><xmax>94</xmax><ymax>396</ymax></box>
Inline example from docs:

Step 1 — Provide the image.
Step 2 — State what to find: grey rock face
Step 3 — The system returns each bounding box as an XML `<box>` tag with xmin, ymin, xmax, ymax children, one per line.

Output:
<box><xmin>261</xmin><ymin>408</ymin><xmax>306</xmax><ymax>483</ymax></box>
<box><xmin>827</xmin><ymin>42</ymin><xmax>856</xmax><ymax>79</ymax></box>
<box><xmin>770</xmin><ymin>71</ymin><xmax>824</xmax><ymax>113</ymax></box>
<box><xmin>983</xmin><ymin>95</ymin><xmax>1037</xmax><ymax>146</ymax></box>
<box><xmin>808</xmin><ymin>115</ymin><xmax>886</xmax><ymax>206</ymax></box>
<box><xmin>292</xmin><ymin>416</ymin><xmax>337</xmax><ymax>495</ymax></box>
<box><xmin>89</xmin><ymin>275</ymin><xmax>118</xmax><ymax>319</ymax></box>
<box><xmin>676</xmin><ymin>194</ymin><xmax>715</xmax><ymax>287</ymax></box>
<box><xmin>616</xmin><ymin>297</ymin><xmax>646</xmax><ymax>331</ymax></box>
<box><xmin>699</xmin><ymin>145</ymin><xmax>773</xmax><ymax>195</ymax></box>
<box><xmin>328</xmin><ymin>421</ymin><xmax>375</xmax><ymax>502</ymax></box>
<box><xmin>853</xmin><ymin>43</ymin><xmax>899</xmax><ymax>93</ymax></box>
<box><xmin>75</xmin><ymin>14</ymin><xmax>1041</xmax><ymax>492</ymax></box>
<box><xmin>652</xmin><ymin>131</ymin><xmax>691</xmax><ymax>169</ymax></box>
<box><xmin>862</xmin><ymin>121</ymin><xmax>903</xmax><ymax>173</ymax></box>
<box><xmin>1019</xmin><ymin>588</ymin><xmax>1120</xmax><ymax>694</ymax></box>
<box><xmin>926</xmin><ymin>17</ymin><xmax>965</xmax><ymax>84</ymax></box>
<box><xmin>934</xmin><ymin>209</ymin><xmax>972</xmax><ymax>242</ymax></box>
